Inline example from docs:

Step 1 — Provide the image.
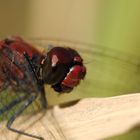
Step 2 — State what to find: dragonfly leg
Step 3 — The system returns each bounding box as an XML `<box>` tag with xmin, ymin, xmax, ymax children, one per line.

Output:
<box><xmin>39</xmin><ymin>86</ymin><xmax>48</xmax><ymax>109</ymax></box>
<box><xmin>0</xmin><ymin>95</ymin><xmax>27</xmax><ymax>115</ymax></box>
<box><xmin>23</xmin><ymin>52</ymin><xmax>48</xmax><ymax>109</ymax></box>
<box><xmin>23</xmin><ymin>52</ymin><xmax>39</xmax><ymax>82</ymax></box>
<box><xmin>7</xmin><ymin>95</ymin><xmax>44</xmax><ymax>140</ymax></box>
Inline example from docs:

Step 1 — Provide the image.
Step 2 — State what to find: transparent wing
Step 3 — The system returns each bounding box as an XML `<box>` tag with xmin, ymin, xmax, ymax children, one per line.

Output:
<box><xmin>28</xmin><ymin>38</ymin><xmax>140</xmax><ymax>106</ymax></box>
<box><xmin>28</xmin><ymin>38</ymin><xmax>93</xmax><ymax>62</ymax></box>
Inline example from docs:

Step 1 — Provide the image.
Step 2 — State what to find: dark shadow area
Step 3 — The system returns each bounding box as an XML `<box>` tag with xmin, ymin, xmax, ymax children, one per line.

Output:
<box><xmin>59</xmin><ymin>99</ymin><xmax>80</xmax><ymax>108</ymax></box>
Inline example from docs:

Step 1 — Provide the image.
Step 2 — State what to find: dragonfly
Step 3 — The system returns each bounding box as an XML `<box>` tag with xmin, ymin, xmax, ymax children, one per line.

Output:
<box><xmin>0</xmin><ymin>36</ymin><xmax>86</xmax><ymax>140</ymax></box>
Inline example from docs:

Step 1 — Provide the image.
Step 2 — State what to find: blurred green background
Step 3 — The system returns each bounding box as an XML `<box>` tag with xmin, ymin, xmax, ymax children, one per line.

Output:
<box><xmin>0</xmin><ymin>0</ymin><xmax>140</xmax><ymax>139</ymax></box>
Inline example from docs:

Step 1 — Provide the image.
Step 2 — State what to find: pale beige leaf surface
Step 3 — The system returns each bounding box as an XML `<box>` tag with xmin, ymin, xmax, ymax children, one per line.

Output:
<box><xmin>0</xmin><ymin>93</ymin><xmax>140</xmax><ymax>140</ymax></box>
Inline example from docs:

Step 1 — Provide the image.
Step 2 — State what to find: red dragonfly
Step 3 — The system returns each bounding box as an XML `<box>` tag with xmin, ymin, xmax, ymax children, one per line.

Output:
<box><xmin>0</xmin><ymin>37</ymin><xmax>86</xmax><ymax>140</ymax></box>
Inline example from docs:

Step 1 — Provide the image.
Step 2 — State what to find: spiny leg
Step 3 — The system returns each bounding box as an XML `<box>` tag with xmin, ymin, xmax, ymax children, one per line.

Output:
<box><xmin>23</xmin><ymin>52</ymin><xmax>48</xmax><ymax>109</ymax></box>
<box><xmin>23</xmin><ymin>52</ymin><xmax>39</xmax><ymax>82</ymax></box>
<box><xmin>0</xmin><ymin>95</ymin><xmax>27</xmax><ymax>115</ymax></box>
<box><xmin>7</xmin><ymin>95</ymin><xmax>44</xmax><ymax>140</ymax></box>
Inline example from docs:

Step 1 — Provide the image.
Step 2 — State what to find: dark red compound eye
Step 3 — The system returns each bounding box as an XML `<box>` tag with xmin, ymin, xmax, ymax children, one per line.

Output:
<box><xmin>42</xmin><ymin>46</ymin><xmax>86</xmax><ymax>93</ymax></box>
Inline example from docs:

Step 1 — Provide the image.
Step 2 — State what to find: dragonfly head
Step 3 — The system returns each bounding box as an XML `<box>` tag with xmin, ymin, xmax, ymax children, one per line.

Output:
<box><xmin>41</xmin><ymin>46</ymin><xmax>86</xmax><ymax>93</ymax></box>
